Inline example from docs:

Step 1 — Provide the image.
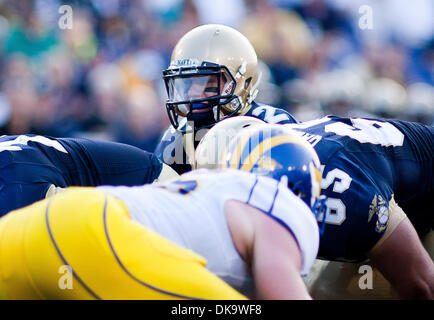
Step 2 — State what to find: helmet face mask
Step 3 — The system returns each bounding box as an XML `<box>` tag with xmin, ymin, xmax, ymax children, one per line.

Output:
<box><xmin>163</xmin><ymin>62</ymin><xmax>242</xmax><ymax>130</ymax></box>
<box><xmin>162</xmin><ymin>24</ymin><xmax>260</xmax><ymax>132</ymax></box>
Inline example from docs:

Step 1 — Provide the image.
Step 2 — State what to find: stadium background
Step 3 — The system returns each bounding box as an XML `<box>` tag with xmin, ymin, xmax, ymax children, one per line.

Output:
<box><xmin>0</xmin><ymin>0</ymin><xmax>433</xmax><ymax>153</ymax></box>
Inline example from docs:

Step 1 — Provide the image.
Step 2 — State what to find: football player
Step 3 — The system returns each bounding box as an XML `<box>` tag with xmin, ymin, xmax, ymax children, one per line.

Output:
<box><xmin>0</xmin><ymin>134</ymin><xmax>178</xmax><ymax>216</ymax></box>
<box><xmin>155</xmin><ymin>24</ymin><xmax>298</xmax><ymax>175</ymax></box>
<box><xmin>0</xmin><ymin>130</ymin><xmax>322</xmax><ymax>300</ymax></box>
<box><xmin>282</xmin><ymin>116</ymin><xmax>434</xmax><ymax>299</ymax></box>
<box><xmin>202</xmin><ymin>117</ymin><xmax>433</xmax><ymax>299</ymax></box>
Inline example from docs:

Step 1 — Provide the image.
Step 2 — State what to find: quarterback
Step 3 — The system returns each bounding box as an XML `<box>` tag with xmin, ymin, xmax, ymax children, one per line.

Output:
<box><xmin>154</xmin><ymin>24</ymin><xmax>297</xmax><ymax>175</ymax></box>
<box><xmin>0</xmin><ymin>130</ymin><xmax>322</xmax><ymax>299</ymax></box>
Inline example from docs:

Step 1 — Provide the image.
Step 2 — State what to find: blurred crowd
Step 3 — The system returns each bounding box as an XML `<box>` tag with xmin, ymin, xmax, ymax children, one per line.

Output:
<box><xmin>0</xmin><ymin>0</ymin><xmax>433</xmax><ymax>152</ymax></box>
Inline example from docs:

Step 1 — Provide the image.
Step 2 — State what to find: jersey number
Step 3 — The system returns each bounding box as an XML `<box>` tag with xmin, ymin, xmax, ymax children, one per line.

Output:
<box><xmin>0</xmin><ymin>135</ymin><xmax>68</xmax><ymax>153</ymax></box>
<box><xmin>287</xmin><ymin>117</ymin><xmax>403</xmax><ymax>226</ymax></box>
<box><xmin>319</xmin><ymin>167</ymin><xmax>351</xmax><ymax>225</ymax></box>
<box><xmin>325</xmin><ymin>118</ymin><xmax>404</xmax><ymax>147</ymax></box>
<box><xmin>251</xmin><ymin>106</ymin><xmax>289</xmax><ymax>124</ymax></box>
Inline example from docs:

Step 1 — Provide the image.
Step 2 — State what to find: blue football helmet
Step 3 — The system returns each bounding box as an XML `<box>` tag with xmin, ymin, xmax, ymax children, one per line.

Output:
<box><xmin>221</xmin><ymin>124</ymin><xmax>327</xmax><ymax>233</ymax></box>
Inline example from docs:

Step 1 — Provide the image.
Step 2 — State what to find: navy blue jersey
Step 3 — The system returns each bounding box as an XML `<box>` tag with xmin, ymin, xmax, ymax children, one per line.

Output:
<box><xmin>0</xmin><ymin>135</ymin><xmax>163</xmax><ymax>216</ymax></box>
<box><xmin>155</xmin><ymin>101</ymin><xmax>298</xmax><ymax>174</ymax></box>
<box><xmin>285</xmin><ymin>116</ymin><xmax>433</xmax><ymax>262</ymax></box>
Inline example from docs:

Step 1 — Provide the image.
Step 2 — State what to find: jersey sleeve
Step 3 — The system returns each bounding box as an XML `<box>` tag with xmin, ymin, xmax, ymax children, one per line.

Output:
<box><xmin>384</xmin><ymin>119</ymin><xmax>433</xmax><ymax>235</ymax></box>
<box><xmin>58</xmin><ymin>138</ymin><xmax>163</xmax><ymax>186</ymax></box>
<box><xmin>245</xmin><ymin>103</ymin><xmax>299</xmax><ymax>124</ymax></box>
<box><xmin>246</xmin><ymin>176</ymin><xmax>320</xmax><ymax>276</ymax></box>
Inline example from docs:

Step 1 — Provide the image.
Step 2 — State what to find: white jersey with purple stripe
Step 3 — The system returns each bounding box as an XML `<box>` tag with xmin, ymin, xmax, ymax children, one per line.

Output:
<box><xmin>98</xmin><ymin>169</ymin><xmax>319</xmax><ymax>297</ymax></box>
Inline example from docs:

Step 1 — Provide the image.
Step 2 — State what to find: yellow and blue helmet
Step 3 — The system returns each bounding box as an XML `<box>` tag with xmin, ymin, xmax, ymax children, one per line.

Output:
<box><xmin>221</xmin><ymin>124</ymin><xmax>327</xmax><ymax>231</ymax></box>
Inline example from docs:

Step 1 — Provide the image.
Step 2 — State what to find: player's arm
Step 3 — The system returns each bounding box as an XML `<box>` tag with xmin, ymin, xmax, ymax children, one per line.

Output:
<box><xmin>225</xmin><ymin>200</ymin><xmax>311</xmax><ymax>300</ymax></box>
<box><xmin>251</xmin><ymin>211</ymin><xmax>312</xmax><ymax>300</ymax></box>
<box><xmin>368</xmin><ymin>199</ymin><xmax>434</xmax><ymax>299</ymax></box>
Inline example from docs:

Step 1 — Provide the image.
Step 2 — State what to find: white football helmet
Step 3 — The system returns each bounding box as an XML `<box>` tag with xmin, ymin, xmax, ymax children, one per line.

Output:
<box><xmin>194</xmin><ymin>116</ymin><xmax>265</xmax><ymax>169</ymax></box>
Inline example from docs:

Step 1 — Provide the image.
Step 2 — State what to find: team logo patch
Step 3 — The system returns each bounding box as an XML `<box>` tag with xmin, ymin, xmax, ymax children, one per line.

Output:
<box><xmin>368</xmin><ymin>194</ymin><xmax>389</xmax><ymax>233</ymax></box>
<box><xmin>376</xmin><ymin>205</ymin><xmax>389</xmax><ymax>233</ymax></box>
